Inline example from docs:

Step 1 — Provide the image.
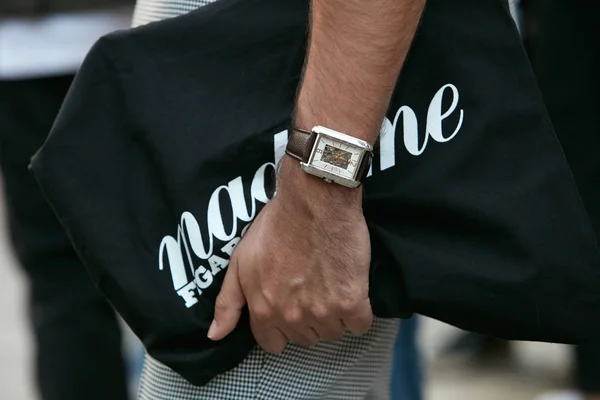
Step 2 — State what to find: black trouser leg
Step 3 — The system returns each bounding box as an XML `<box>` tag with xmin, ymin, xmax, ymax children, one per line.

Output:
<box><xmin>0</xmin><ymin>76</ymin><xmax>129</xmax><ymax>400</ymax></box>
<box><xmin>575</xmin><ymin>343</ymin><xmax>600</xmax><ymax>394</ymax></box>
<box><xmin>524</xmin><ymin>0</ymin><xmax>600</xmax><ymax>394</ymax></box>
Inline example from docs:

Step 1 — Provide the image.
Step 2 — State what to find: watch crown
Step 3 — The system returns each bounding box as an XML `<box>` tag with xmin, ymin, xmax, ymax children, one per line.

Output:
<box><xmin>323</xmin><ymin>178</ymin><xmax>333</xmax><ymax>184</ymax></box>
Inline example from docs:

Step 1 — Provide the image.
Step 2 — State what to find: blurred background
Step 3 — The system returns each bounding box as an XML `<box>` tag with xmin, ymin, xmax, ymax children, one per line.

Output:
<box><xmin>0</xmin><ymin>0</ymin><xmax>597</xmax><ymax>399</ymax></box>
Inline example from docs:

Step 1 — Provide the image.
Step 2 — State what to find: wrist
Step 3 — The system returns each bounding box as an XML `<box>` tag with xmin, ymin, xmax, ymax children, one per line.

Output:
<box><xmin>276</xmin><ymin>156</ymin><xmax>363</xmax><ymax>217</ymax></box>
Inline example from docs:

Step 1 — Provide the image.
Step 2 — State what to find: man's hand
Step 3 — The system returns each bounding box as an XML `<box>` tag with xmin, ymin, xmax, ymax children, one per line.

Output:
<box><xmin>208</xmin><ymin>158</ymin><xmax>373</xmax><ymax>353</ymax></box>
<box><xmin>208</xmin><ymin>0</ymin><xmax>425</xmax><ymax>352</ymax></box>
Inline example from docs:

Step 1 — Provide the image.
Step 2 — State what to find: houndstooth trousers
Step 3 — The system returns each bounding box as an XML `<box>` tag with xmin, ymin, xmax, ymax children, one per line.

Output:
<box><xmin>132</xmin><ymin>0</ymin><xmax>401</xmax><ymax>398</ymax></box>
<box><xmin>132</xmin><ymin>0</ymin><xmax>219</xmax><ymax>27</ymax></box>
<box><xmin>138</xmin><ymin>317</ymin><xmax>400</xmax><ymax>400</ymax></box>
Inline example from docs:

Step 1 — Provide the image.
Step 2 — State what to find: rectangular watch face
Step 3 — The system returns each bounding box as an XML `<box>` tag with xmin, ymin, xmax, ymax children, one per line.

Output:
<box><xmin>310</xmin><ymin>134</ymin><xmax>364</xmax><ymax>179</ymax></box>
<box><xmin>322</xmin><ymin>145</ymin><xmax>353</xmax><ymax>169</ymax></box>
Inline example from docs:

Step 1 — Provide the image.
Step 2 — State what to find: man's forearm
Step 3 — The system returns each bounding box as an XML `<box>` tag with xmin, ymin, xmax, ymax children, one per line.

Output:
<box><xmin>295</xmin><ymin>0</ymin><xmax>426</xmax><ymax>145</ymax></box>
<box><xmin>277</xmin><ymin>0</ymin><xmax>426</xmax><ymax>208</ymax></box>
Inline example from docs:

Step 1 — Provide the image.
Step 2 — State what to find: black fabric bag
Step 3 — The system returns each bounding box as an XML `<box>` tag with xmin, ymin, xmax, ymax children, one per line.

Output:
<box><xmin>31</xmin><ymin>0</ymin><xmax>600</xmax><ymax>387</ymax></box>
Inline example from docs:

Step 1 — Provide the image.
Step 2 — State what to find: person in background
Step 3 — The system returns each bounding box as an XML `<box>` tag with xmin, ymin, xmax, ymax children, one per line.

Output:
<box><xmin>392</xmin><ymin>316</ymin><xmax>423</xmax><ymax>400</ymax></box>
<box><xmin>522</xmin><ymin>0</ymin><xmax>600</xmax><ymax>400</ymax></box>
<box><xmin>0</xmin><ymin>2</ymin><xmax>133</xmax><ymax>399</ymax></box>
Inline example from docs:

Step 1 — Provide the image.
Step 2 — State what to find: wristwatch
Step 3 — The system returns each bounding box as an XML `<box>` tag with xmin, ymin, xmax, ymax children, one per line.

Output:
<box><xmin>285</xmin><ymin>125</ymin><xmax>374</xmax><ymax>188</ymax></box>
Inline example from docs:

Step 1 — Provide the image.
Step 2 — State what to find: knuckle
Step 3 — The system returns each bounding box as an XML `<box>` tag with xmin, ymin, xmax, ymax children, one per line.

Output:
<box><xmin>311</xmin><ymin>305</ymin><xmax>330</xmax><ymax>321</ymax></box>
<box><xmin>250</xmin><ymin>303</ymin><xmax>273</xmax><ymax>322</ymax></box>
<box><xmin>261</xmin><ymin>288</ymin><xmax>278</xmax><ymax>307</ymax></box>
<box><xmin>283</xmin><ymin>308</ymin><xmax>303</xmax><ymax>325</ymax></box>
<box><xmin>339</xmin><ymin>298</ymin><xmax>359</xmax><ymax>316</ymax></box>
<box><xmin>214</xmin><ymin>294</ymin><xmax>229</xmax><ymax>312</ymax></box>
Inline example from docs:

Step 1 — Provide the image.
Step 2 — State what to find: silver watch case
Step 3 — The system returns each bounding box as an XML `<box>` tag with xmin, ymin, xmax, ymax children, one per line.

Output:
<box><xmin>300</xmin><ymin>126</ymin><xmax>373</xmax><ymax>188</ymax></box>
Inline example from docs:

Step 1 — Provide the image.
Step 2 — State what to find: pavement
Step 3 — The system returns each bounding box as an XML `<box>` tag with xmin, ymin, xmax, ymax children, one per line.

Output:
<box><xmin>0</xmin><ymin>203</ymin><xmax>36</xmax><ymax>400</ymax></box>
<box><xmin>0</xmin><ymin>193</ymin><xmax>576</xmax><ymax>400</ymax></box>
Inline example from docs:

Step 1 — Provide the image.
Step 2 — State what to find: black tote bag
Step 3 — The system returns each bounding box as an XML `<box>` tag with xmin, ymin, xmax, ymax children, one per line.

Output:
<box><xmin>31</xmin><ymin>0</ymin><xmax>600</xmax><ymax>386</ymax></box>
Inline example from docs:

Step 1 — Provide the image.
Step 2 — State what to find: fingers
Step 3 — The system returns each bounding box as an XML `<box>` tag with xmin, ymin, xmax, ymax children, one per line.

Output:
<box><xmin>312</xmin><ymin>321</ymin><xmax>345</xmax><ymax>342</ymax></box>
<box><xmin>248</xmin><ymin>297</ymin><xmax>290</xmax><ymax>353</ymax></box>
<box><xmin>311</xmin><ymin>305</ymin><xmax>345</xmax><ymax>341</ymax></box>
<box><xmin>251</xmin><ymin>302</ymin><xmax>322</xmax><ymax>350</ymax></box>
<box><xmin>248</xmin><ymin>297</ymin><xmax>371</xmax><ymax>352</ymax></box>
<box><xmin>250</xmin><ymin>301</ymin><xmax>371</xmax><ymax>350</ymax></box>
<box><xmin>250</xmin><ymin>317</ymin><xmax>288</xmax><ymax>354</ymax></box>
<box><xmin>280</xmin><ymin>326</ymin><xmax>321</xmax><ymax>348</ymax></box>
<box><xmin>279</xmin><ymin>307</ymin><xmax>321</xmax><ymax>347</ymax></box>
<box><xmin>341</xmin><ymin>298</ymin><xmax>373</xmax><ymax>336</ymax></box>
<box><xmin>208</xmin><ymin>257</ymin><xmax>246</xmax><ymax>341</ymax></box>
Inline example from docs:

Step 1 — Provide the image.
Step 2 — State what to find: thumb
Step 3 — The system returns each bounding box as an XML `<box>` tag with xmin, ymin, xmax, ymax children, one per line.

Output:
<box><xmin>208</xmin><ymin>257</ymin><xmax>246</xmax><ymax>341</ymax></box>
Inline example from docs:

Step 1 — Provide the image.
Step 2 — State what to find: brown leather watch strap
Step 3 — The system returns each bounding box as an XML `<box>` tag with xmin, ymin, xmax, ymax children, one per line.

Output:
<box><xmin>285</xmin><ymin>128</ymin><xmax>317</xmax><ymax>163</ymax></box>
<box><xmin>356</xmin><ymin>153</ymin><xmax>373</xmax><ymax>182</ymax></box>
